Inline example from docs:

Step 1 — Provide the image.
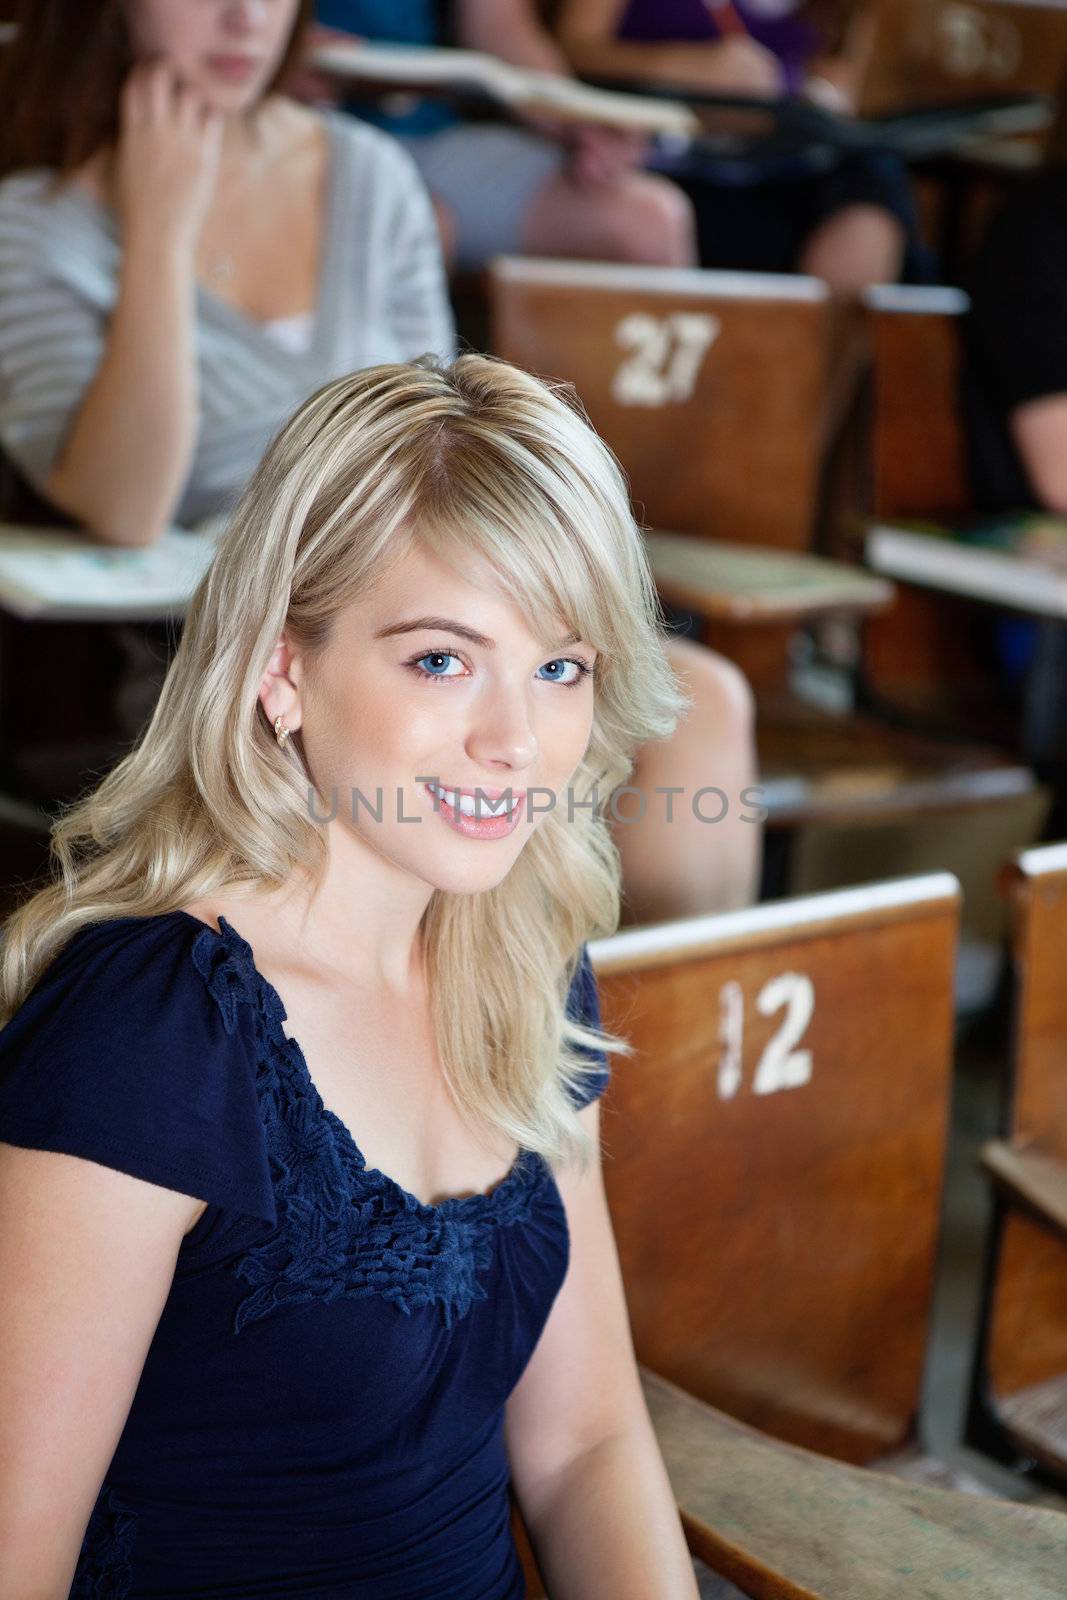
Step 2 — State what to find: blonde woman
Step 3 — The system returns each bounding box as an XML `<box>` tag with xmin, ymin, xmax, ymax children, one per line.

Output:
<box><xmin>0</xmin><ymin>0</ymin><xmax>757</xmax><ymax>923</ymax></box>
<box><xmin>0</xmin><ymin>356</ymin><xmax>702</xmax><ymax>1598</ymax></box>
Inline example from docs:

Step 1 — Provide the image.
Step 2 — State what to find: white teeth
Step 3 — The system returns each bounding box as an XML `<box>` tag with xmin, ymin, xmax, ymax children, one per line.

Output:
<box><xmin>427</xmin><ymin>782</ymin><xmax>518</xmax><ymax>818</ymax></box>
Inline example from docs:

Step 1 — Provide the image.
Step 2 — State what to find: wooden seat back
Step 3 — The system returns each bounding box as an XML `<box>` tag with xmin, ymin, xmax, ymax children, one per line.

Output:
<box><xmin>976</xmin><ymin>843</ymin><xmax>1067</xmax><ymax>1453</ymax></box>
<box><xmin>864</xmin><ymin>285</ymin><xmax>972</xmax><ymax>524</ymax></box>
<box><xmin>589</xmin><ymin>873</ymin><xmax>960</xmax><ymax>1464</ymax></box>
<box><xmin>859</xmin><ymin>0</ymin><xmax>1067</xmax><ymax>116</ymax></box>
<box><xmin>860</xmin><ymin>284</ymin><xmax>1003</xmax><ymax>718</ymax></box>
<box><xmin>489</xmin><ymin>257</ymin><xmax>832</xmax><ymax>550</ymax></box>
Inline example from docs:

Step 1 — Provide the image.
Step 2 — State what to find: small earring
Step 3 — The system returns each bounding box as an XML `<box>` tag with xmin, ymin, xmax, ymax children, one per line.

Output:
<box><xmin>273</xmin><ymin>714</ymin><xmax>290</xmax><ymax>748</ymax></box>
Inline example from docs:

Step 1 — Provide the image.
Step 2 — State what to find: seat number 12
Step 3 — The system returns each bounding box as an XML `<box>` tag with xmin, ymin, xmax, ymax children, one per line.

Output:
<box><xmin>716</xmin><ymin>973</ymin><xmax>815</xmax><ymax>1100</ymax></box>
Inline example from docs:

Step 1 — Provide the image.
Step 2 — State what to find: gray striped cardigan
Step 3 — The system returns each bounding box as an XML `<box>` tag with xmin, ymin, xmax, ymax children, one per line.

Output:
<box><xmin>0</xmin><ymin>111</ymin><xmax>456</xmax><ymax>527</ymax></box>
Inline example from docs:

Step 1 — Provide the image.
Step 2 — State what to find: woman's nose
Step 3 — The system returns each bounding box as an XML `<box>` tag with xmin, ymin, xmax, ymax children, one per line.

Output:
<box><xmin>465</xmin><ymin>684</ymin><xmax>539</xmax><ymax>772</ymax></box>
<box><xmin>221</xmin><ymin>1</ymin><xmax>267</xmax><ymax>35</ymax></box>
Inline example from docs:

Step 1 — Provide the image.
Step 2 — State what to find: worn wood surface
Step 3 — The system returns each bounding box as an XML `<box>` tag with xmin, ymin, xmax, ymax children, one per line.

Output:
<box><xmin>589</xmin><ymin>875</ymin><xmax>959</xmax><ymax>1464</ymax></box>
<box><xmin>998</xmin><ymin>1375</ymin><xmax>1067</xmax><ymax>1482</ymax></box>
<box><xmin>983</xmin><ymin>1142</ymin><xmax>1067</xmax><ymax>1241</ymax></box>
<box><xmin>645</xmin><ymin>1368</ymin><xmax>1067</xmax><ymax>1600</ymax></box>
<box><xmin>757</xmin><ymin>693</ymin><xmax>1035</xmax><ymax>829</ymax></box>
<box><xmin>490</xmin><ymin>258</ymin><xmax>831</xmax><ymax>550</ymax></box>
<box><xmin>645</xmin><ymin>532</ymin><xmax>893</xmax><ymax>625</ymax></box>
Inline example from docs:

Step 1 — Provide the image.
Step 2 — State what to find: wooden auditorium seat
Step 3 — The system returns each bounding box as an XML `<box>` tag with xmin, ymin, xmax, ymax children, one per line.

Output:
<box><xmin>587</xmin><ymin>873</ymin><xmax>961</xmax><ymax>1468</ymax></box>
<box><xmin>511</xmin><ymin>871</ymin><xmax>1067</xmax><ymax>1595</ymax></box>
<box><xmin>490</xmin><ymin>260</ymin><xmax>1036</xmax><ymax>854</ymax></box>
<box><xmin>969</xmin><ymin>841</ymin><xmax>1067</xmax><ymax>1485</ymax></box>
<box><xmin>490</xmin><ymin>256</ymin><xmax>832</xmax><ymax>552</ymax></box>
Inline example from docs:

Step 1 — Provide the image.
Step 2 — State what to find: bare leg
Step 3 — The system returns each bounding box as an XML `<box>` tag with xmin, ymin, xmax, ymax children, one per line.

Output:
<box><xmin>520</xmin><ymin>170</ymin><xmax>697</xmax><ymax>268</ymax></box>
<box><xmin>613</xmin><ymin>637</ymin><xmax>761</xmax><ymax>926</ymax></box>
<box><xmin>799</xmin><ymin>204</ymin><xmax>905</xmax><ymax>297</ymax></box>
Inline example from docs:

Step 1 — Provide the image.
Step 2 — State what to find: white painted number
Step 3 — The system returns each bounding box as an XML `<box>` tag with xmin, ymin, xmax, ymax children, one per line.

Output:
<box><xmin>717</xmin><ymin>979</ymin><xmax>744</xmax><ymax>1101</ymax></box>
<box><xmin>937</xmin><ymin>5</ymin><xmax>1021</xmax><ymax>80</ymax></box>
<box><xmin>752</xmin><ymin>973</ymin><xmax>815</xmax><ymax>1096</ymax></box>
<box><xmin>715</xmin><ymin>972</ymin><xmax>815</xmax><ymax>1100</ymax></box>
<box><xmin>611</xmin><ymin>311</ymin><xmax>720</xmax><ymax>407</ymax></box>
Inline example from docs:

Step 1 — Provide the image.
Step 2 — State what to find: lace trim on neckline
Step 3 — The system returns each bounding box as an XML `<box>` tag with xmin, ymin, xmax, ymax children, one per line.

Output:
<box><xmin>185</xmin><ymin>913</ymin><xmax>556</xmax><ymax>1331</ymax></box>
<box><xmin>187</xmin><ymin>912</ymin><xmax>535</xmax><ymax>1219</ymax></box>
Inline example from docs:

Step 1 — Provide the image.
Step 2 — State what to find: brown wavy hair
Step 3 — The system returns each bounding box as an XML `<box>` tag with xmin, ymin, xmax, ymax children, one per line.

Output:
<box><xmin>0</xmin><ymin>0</ymin><xmax>314</xmax><ymax>180</ymax></box>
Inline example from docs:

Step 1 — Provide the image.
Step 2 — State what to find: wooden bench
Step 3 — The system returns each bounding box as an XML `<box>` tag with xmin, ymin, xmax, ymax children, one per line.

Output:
<box><xmin>588</xmin><ymin>873</ymin><xmax>960</xmax><ymax>1466</ymax></box>
<box><xmin>968</xmin><ymin>841</ymin><xmax>1067</xmax><ymax>1485</ymax></box>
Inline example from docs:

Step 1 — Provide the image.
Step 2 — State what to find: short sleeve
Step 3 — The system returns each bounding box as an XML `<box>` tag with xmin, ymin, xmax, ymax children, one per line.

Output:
<box><xmin>0</xmin><ymin>915</ymin><xmax>277</xmax><ymax>1226</ymax></box>
<box><xmin>563</xmin><ymin>945</ymin><xmax>611</xmax><ymax>1110</ymax></box>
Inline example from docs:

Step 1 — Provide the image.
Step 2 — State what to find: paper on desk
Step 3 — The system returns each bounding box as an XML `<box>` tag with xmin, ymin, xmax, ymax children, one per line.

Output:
<box><xmin>0</xmin><ymin>517</ymin><xmax>228</xmax><ymax>622</ymax></box>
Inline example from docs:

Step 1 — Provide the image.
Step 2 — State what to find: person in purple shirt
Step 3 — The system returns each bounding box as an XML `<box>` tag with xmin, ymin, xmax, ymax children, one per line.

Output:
<box><xmin>556</xmin><ymin>0</ymin><xmax>923</xmax><ymax>295</ymax></box>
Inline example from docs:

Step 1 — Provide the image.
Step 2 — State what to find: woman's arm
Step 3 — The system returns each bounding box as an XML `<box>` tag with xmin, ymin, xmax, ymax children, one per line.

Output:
<box><xmin>43</xmin><ymin>62</ymin><xmax>222</xmax><ymax>547</ymax></box>
<box><xmin>554</xmin><ymin>0</ymin><xmax>784</xmax><ymax>96</ymax></box>
<box><xmin>0</xmin><ymin>1141</ymin><xmax>203</xmax><ymax>1597</ymax></box>
<box><xmin>1011</xmin><ymin>396</ymin><xmax>1067</xmax><ymax>515</ymax></box>
<box><xmin>505</xmin><ymin>1097</ymin><xmax>699</xmax><ymax>1599</ymax></box>
<box><xmin>457</xmin><ymin>0</ymin><xmax>572</xmax><ymax>75</ymax></box>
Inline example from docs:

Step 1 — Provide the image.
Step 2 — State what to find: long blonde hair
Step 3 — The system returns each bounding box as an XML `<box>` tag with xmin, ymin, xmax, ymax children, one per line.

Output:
<box><xmin>0</xmin><ymin>356</ymin><xmax>686</xmax><ymax>1171</ymax></box>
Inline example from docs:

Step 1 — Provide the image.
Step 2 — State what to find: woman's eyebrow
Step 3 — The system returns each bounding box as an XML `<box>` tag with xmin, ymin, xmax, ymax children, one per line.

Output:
<box><xmin>374</xmin><ymin>616</ymin><xmax>582</xmax><ymax>650</ymax></box>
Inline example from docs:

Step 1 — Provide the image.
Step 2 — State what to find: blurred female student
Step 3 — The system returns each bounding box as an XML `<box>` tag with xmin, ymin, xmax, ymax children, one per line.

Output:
<box><xmin>0</xmin><ymin>0</ymin><xmax>453</xmax><ymax>544</ymax></box>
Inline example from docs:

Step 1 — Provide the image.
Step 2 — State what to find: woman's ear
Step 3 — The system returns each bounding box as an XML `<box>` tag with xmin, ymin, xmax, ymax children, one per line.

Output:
<box><xmin>257</xmin><ymin>634</ymin><xmax>304</xmax><ymax>733</ymax></box>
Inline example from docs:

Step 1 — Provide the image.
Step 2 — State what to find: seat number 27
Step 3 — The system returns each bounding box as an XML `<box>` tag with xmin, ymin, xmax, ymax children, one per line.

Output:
<box><xmin>611</xmin><ymin>311</ymin><xmax>720</xmax><ymax>407</ymax></box>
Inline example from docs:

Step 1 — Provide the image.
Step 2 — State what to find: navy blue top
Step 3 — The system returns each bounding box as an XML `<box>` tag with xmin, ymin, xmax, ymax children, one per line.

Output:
<box><xmin>0</xmin><ymin>910</ymin><xmax>610</xmax><ymax>1599</ymax></box>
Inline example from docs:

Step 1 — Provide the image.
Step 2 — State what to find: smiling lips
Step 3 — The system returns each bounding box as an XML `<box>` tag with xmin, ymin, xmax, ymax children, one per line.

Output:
<box><xmin>422</xmin><ymin>782</ymin><xmax>527</xmax><ymax>840</ymax></box>
<box><xmin>205</xmin><ymin>54</ymin><xmax>261</xmax><ymax>81</ymax></box>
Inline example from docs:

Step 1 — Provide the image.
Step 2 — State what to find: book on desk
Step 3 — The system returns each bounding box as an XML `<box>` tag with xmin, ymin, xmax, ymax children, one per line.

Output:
<box><xmin>0</xmin><ymin>518</ymin><xmax>227</xmax><ymax>624</ymax></box>
<box><xmin>311</xmin><ymin>39</ymin><xmax>700</xmax><ymax>137</ymax></box>
<box><xmin>311</xmin><ymin>37</ymin><xmax>1050</xmax><ymax>165</ymax></box>
<box><xmin>867</xmin><ymin>514</ymin><xmax>1067</xmax><ymax>620</ymax></box>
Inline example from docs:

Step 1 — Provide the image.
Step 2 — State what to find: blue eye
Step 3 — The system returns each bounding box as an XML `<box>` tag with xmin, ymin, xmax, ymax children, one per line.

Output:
<box><xmin>415</xmin><ymin>651</ymin><xmax>465</xmax><ymax>679</ymax></box>
<box><xmin>537</xmin><ymin>659</ymin><xmax>586</xmax><ymax>685</ymax></box>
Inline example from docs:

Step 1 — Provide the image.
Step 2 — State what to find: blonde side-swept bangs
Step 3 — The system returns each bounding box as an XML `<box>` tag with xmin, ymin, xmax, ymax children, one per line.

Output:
<box><xmin>0</xmin><ymin>355</ymin><xmax>688</xmax><ymax>1174</ymax></box>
